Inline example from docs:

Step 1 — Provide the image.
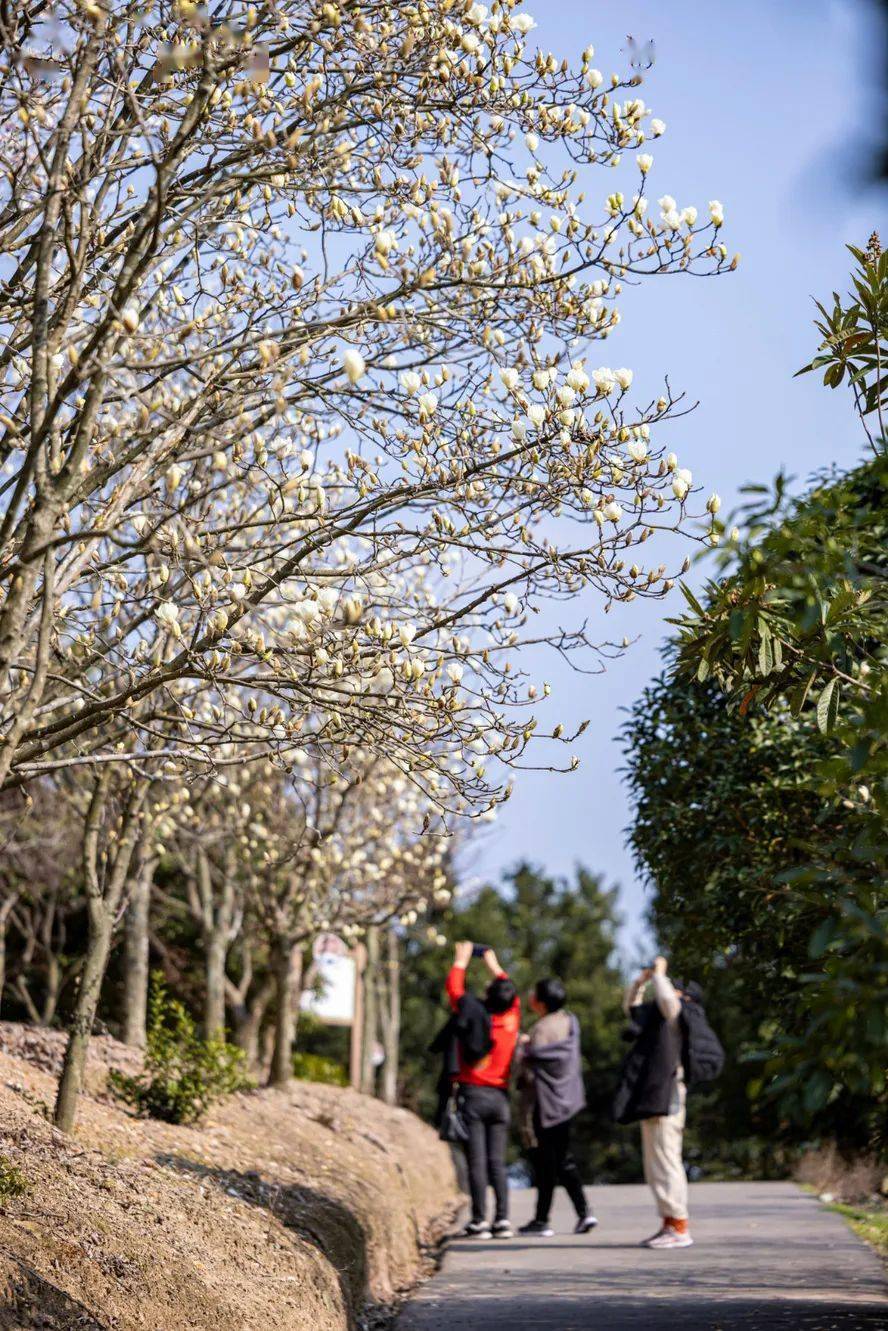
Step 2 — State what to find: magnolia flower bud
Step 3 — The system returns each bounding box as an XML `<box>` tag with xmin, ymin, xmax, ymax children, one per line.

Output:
<box><xmin>120</xmin><ymin>304</ymin><xmax>140</xmax><ymax>333</ymax></box>
<box><xmin>706</xmin><ymin>492</ymin><xmax>722</xmax><ymax>514</ymax></box>
<box><xmin>708</xmin><ymin>199</ymin><xmax>725</xmax><ymax>227</ymax></box>
<box><xmin>637</xmin><ymin>154</ymin><xmax>653</xmax><ymax>174</ymax></box>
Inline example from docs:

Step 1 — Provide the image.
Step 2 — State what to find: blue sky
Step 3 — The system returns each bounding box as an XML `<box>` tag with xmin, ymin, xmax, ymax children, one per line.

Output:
<box><xmin>468</xmin><ymin>0</ymin><xmax>887</xmax><ymax>960</ymax></box>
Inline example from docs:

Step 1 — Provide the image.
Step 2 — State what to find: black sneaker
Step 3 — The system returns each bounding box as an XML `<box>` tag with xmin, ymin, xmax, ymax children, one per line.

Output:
<box><xmin>574</xmin><ymin>1215</ymin><xmax>599</xmax><ymax>1235</ymax></box>
<box><xmin>492</xmin><ymin>1219</ymin><xmax>513</xmax><ymax>1239</ymax></box>
<box><xmin>462</xmin><ymin>1220</ymin><xmax>492</xmax><ymax>1239</ymax></box>
<box><xmin>518</xmin><ymin>1219</ymin><xmax>554</xmax><ymax>1237</ymax></box>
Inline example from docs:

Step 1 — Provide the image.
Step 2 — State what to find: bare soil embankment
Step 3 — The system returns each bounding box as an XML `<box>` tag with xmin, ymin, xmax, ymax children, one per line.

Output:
<box><xmin>0</xmin><ymin>1024</ymin><xmax>460</xmax><ymax>1330</ymax></box>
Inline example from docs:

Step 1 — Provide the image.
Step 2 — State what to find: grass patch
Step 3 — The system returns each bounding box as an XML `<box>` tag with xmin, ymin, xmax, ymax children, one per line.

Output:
<box><xmin>828</xmin><ymin>1202</ymin><xmax>888</xmax><ymax>1260</ymax></box>
<box><xmin>0</xmin><ymin>1154</ymin><xmax>29</xmax><ymax>1201</ymax></box>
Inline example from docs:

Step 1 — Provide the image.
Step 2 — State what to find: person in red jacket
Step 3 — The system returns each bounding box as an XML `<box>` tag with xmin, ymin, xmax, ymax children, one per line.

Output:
<box><xmin>446</xmin><ymin>940</ymin><xmax>520</xmax><ymax>1239</ymax></box>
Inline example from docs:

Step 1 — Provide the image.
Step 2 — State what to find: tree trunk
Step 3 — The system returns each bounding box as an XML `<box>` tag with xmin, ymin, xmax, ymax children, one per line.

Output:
<box><xmin>380</xmin><ymin>928</ymin><xmax>400</xmax><ymax>1106</ymax></box>
<box><xmin>232</xmin><ymin>977</ymin><xmax>273</xmax><ymax>1071</ymax></box>
<box><xmin>0</xmin><ymin>911</ymin><xmax>7</xmax><ymax>1019</ymax></box>
<box><xmin>123</xmin><ymin>853</ymin><xmax>155</xmax><ymax>1047</ymax></box>
<box><xmin>54</xmin><ymin>768</ymin><xmax>151</xmax><ymax>1132</ymax></box>
<box><xmin>269</xmin><ymin>940</ymin><xmax>302</xmax><ymax>1087</ymax></box>
<box><xmin>204</xmin><ymin>932</ymin><xmax>227</xmax><ymax>1038</ymax></box>
<box><xmin>54</xmin><ymin>906</ymin><xmax>113</xmax><ymax>1132</ymax></box>
<box><xmin>361</xmin><ymin>925</ymin><xmax>380</xmax><ymax>1095</ymax></box>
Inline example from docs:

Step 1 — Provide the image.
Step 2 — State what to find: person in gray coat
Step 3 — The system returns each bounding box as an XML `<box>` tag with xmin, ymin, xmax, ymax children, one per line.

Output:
<box><xmin>517</xmin><ymin>978</ymin><xmax>598</xmax><ymax>1237</ymax></box>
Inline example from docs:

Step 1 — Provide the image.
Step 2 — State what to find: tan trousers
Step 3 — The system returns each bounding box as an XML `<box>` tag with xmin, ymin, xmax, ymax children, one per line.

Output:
<box><xmin>640</xmin><ymin>1081</ymin><xmax>688</xmax><ymax>1220</ymax></box>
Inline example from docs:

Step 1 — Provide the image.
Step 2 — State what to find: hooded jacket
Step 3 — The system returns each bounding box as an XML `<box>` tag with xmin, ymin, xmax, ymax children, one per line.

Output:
<box><xmin>521</xmin><ymin>1011</ymin><xmax>586</xmax><ymax>1129</ymax></box>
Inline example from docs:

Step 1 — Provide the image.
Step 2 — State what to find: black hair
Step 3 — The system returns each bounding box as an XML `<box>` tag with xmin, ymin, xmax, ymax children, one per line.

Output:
<box><xmin>485</xmin><ymin>975</ymin><xmax>518</xmax><ymax>1014</ymax></box>
<box><xmin>534</xmin><ymin>977</ymin><xmax>566</xmax><ymax>1012</ymax></box>
<box><xmin>674</xmin><ymin>978</ymin><xmax>703</xmax><ymax>1003</ymax></box>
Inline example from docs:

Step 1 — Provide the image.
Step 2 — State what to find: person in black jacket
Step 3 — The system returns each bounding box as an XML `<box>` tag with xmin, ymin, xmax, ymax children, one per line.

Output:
<box><xmin>615</xmin><ymin>956</ymin><xmax>696</xmax><ymax>1249</ymax></box>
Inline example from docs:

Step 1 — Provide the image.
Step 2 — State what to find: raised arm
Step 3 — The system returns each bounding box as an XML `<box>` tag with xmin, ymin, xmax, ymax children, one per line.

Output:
<box><xmin>445</xmin><ymin>940</ymin><xmax>473</xmax><ymax>1010</ymax></box>
<box><xmin>481</xmin><ymin>946</ymin><xmax>507</xmax><ymax>978</ymax></box>
<box><xmin>651</xmin><ymin>956</ymin><xmax>681</xmax><ymax>1021</ymax></box>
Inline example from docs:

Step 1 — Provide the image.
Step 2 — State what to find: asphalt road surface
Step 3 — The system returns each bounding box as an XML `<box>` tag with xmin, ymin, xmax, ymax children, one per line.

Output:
<box><xmin>398</xmin><ymin>1182</ymin><xmax>888</xmax><ymax>1330</ymax></box>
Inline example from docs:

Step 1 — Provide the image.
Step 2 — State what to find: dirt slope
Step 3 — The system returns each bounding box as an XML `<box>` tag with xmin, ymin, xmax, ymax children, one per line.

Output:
<box><xmin>0</xmin><ymin>1026</ymin><xmax>460</xmax><ymax>1331</ymax></box>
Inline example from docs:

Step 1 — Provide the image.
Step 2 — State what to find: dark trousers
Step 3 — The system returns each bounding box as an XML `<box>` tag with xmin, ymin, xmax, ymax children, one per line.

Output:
<box><xmin>530</xmin><ymin>1115</ymin><xmax>587</xmax><ymax>1223</ymax></box>
<box><xmin>459</xmin><ymin>1084</ymin><xmax>510</xmax><ymax>1223</ymax></box>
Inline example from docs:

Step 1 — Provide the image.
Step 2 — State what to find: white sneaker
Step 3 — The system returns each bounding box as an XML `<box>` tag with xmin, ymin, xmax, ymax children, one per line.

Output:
<box><xmin>646</xmin><ymin>1228</ymin><xmax>693</xmax><ymax>1249</ymax></box>
<box><xmin>463</xmin><ymin>1221</ymin><xmax>492</xmax><ymax>1239</ymax></box>
<box><xmin>492</xmin><ymin>1220</ymin><xmax>514</xmax><ymax>1239</ymax></box>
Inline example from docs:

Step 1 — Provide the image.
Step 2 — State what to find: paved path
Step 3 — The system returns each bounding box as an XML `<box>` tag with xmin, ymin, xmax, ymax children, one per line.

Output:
<box><xmin>398</xmin><ymin>1183</ymin><xmax>887</xmax><ymax>1330</ymax></box>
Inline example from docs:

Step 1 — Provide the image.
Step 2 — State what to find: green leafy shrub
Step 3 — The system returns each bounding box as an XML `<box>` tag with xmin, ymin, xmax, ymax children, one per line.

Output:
<box><xmin>291</xmin><ymin>1051</ymin><xmax>349</xmax><ymax>1086</ymax></box>
<box><xmin>110</xmin><ymin>974</ymin><xmax>253</xmax><ymax>1124</ymax></box>
<box><xmin>0</xmin><ymin>1155</ymin><xmax>29</xmax><ymax>1201</ymax></box>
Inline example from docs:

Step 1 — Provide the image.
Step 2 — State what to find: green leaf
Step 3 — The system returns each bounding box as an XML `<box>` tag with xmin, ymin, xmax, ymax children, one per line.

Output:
<box><xmin>816</xmin><ymin>678</ymin><xmax>839</xmax><ymax>733</ymax></box>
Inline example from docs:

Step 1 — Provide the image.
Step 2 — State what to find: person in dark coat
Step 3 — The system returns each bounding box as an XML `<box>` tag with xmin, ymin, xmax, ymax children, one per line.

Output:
<box><xmin>516</xmin><ymin>978</ymin><xmax>598</xmax><ymax>1237</ymax></box>
<box><xmin>615</xmin><ymin>955</ymin><xmax>721</xmax><ymax>1250</ymax></box>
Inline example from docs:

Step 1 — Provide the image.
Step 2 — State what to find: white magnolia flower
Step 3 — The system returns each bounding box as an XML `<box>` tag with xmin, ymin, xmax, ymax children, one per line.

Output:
<box><xmin>300</xmin><ymin>448</ymin><xmax>314</xmax><ymax>470</ymax></box>
<box><xmin>709</xmin><ymin>199</ymin><xmax>725</xmax><ymax>226</ymax></box>
<box><xmin>587</xmin><ymin>68</ymin><xmax>603</xmax><ymax>89</ymax></box>
<box><xmin>499</xmin><ymin>366</ymin><xmax>521</xmax><ymax>392</ymax></box>
<box><xmin>374</xmin><ymin>229</ymin><xmax>397</xmax><ymax>256</ymax></box>
<box><xmin>603</xmin><ymin>501</ymin><xmax>623</xmax><ymax>523</ymax></box>
<box><xmin>342</xmin><ymin>348</ymin><xmax>366</xmax><ymax>383</ymax></box>
<box><xmin>614</xmin><ymin>367</ymin><xmax>634</xmax><ymax>391</ymax></box>
<box><xmin>503</xmin><ymin>592</ymin><xmax>519</xmax><ymax>615</ymax></box>
<box><xmin>677</xmin><ymin>467</ymin><xmax>693</xmax><ymax>486</ymax></box>
<box><xmin>566</xmin><ymin>363</ymin><xmax>590</xmax><ymax>393</ymax></box>
<box><xmin>666</xmin><ymin>452</ymin><xmax>678</xmax><ymax>472</ymax></box>
<box><xmin>637</xmin><ymin>153</ymin><xmax>653</xmax><ymax>174</ymax></box>
<box><xmin>511</xmin><ymin>13</ymin><xmax>537</xmax><ymax>35</ymax></box>
<box><xmin>447</xmin><ymin>662</ymin><xmax>464</xmax><ymax>684</ymax></box>
<box><xmin>418</xmin><ymin>390</ymin><xmax>438</xmax><ymax>418</ymax></box>
<box><xmin>658</xmin><ymin>194</ymin><xmax>677</xmax><ymax>215</ymax></box>
<box><xmin>532</xmin><ymin>367</ymin><xmax>550</xmax><ymax>390</ymax></box>
<box><xmin>527</xmin><ymin>403</ymin><xmax>547</xmax><ymax>428</ymax></box>
<box><xmin>398</xmin><ymin>623</ymin><xmax>417</xmax><ymax>647</ymax></box>
<box><xmin>400</xmin><ymin>369</ymin><xmax>422</xmax><ymax>396</ymax></box>
<box><xmin>650</xmin><ymin>118</ymin><xmax>666</xmax><ymax>136</ymax></box>
<box><xmin>368</xmin><ymin>667</ymin><xmax>394</xmax><ymax>695</ymax></box>
<box><xmin>467</xmin><ymin>3</ymin><xmax>488</xmax><ymax>24</ymax></box>
<box><xmin>120</xmin><ymin>304</ymin><xmax>140</xmax><ymax>333</ymax></box>
<box><xmin>681</xmin><ymin>205</ymin><xmax>698</xmax><ymax>227</ymax></box>
<box><xmin>662</xmin><ymin>208</ymin><xmax>682</xmax><ymax>231</ymax></box>
<box><xmin>526</xmin><ymin>132</ymin><xmax>539</xmax><ymax>152</ymax></box>
<box><xmin>706</xmin><ymin>492</ymin><xmax>722</xmax><ymax>514</ymax></box>
<box><xmin>627</xmin><ymin>438</ymin><xmax>648</xmax><ymax>463</ymax></box>
<box><xmin>212</xmin><ymin>450</ymin><xmax>227</xmax><ymax>471</ymax></box>
<box><xmin>155</xmin><ymin>602</ymin><xmax>180</xmax><ymax>632</ymax></box>
<box><xmin>672</xmin><ymin>476</ymin><xmax>689</xmax><ymax>501</ymax></box>
<box><xmin>511</xmin><ymin>417</ymin><xmax>529</xmax><ymax>441</ymax></box>
<box><xmin>592</xmin><ymin>366</ymin><xmax>617</xmax><ymax>395</ymax></box>
<box><xmin>460</xmin><ymin>30</ymin><xmax>481</xmax><ymax>53</ymax></box>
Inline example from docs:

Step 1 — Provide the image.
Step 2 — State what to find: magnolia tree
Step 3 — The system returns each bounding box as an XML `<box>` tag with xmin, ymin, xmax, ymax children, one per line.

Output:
<box><xmin>238</xmin><ymin>745</ymin><xmax>448</xmax><ymax>1084</ymax></box>
<box><xmin>1</xmin><ymin>0</ymin><xmax>733</xmax><ymax>1124</ymax></box>
<box><xmin>1</xmin><ymin>0</ymin><xmax>730</xmax><ymax>792</ymax></box>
